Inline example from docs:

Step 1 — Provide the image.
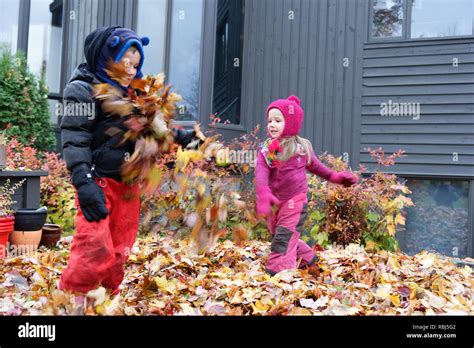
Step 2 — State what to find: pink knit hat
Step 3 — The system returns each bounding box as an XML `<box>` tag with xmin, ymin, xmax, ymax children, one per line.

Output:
<box><xmin>266</xmin><ymin>95</ymin><xmax>304</xmax><ymax>138</ymax></box>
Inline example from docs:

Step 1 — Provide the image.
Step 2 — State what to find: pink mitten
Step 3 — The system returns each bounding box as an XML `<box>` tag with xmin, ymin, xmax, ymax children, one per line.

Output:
<box><xmin>256</xmin><ymin>189</ymin><xmax>281</xmax><ymax>217</ymax></box>
<box><xmin>330</xmin><ymin>170</ymin><xmax>358</xmax><ymax>187</ymax></box>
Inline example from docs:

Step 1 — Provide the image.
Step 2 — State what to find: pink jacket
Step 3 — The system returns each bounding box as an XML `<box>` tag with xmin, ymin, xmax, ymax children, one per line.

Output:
<box><xmin>255</xmin><ymin>146</ymin><xmax>335</xmax><ymax>202</ymax></box>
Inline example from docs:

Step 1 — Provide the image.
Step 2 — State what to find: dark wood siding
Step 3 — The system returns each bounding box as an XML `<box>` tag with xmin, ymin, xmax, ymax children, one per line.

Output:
<box><xmin>97</xmin><ymin>0</ymin><xmax>134</xmax><ymax>28</ymax></box>
<box><xmin>65</xmin><ymin>0</ymin><xmax>134</xmax><ymax>82</ymax></box>
<box><xmin>361</xmin><ymin>38</ymin><xmax>474</xmax><ymax>177</ymax></box>
<box><xmin>240</xmin><ymin>0</ymin><xmax>368</xmax><ymax>168</ymax></box>
<box><xmin>65</xmin><ymin>0</ymin><xmax>98</xmax><ymax>80</ymax></box>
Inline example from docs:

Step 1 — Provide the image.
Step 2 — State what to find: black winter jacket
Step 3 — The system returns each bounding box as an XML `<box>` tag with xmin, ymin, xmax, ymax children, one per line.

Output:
<box><xmin>60</xmin><ymin>63</ymin><xmax>135</xmax><ymax>182</ymax></box>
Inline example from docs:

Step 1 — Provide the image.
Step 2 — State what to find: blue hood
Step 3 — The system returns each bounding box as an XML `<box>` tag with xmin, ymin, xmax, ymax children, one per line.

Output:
<box><xmin>83</xmin><ymin>26</ymin><xmax>150</xmax><ymax>90</ymax></box>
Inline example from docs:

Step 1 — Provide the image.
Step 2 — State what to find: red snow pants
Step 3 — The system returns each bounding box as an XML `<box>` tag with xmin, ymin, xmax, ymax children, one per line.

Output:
<box><xmin>266</xmin><ymin>193</ymin><xmax>317</xmax><ymax>275</ymax></box>
<box><xmin>59</xmin><ymin>177</ymin><xmax>140</xmax><ymax>293</ymax></box>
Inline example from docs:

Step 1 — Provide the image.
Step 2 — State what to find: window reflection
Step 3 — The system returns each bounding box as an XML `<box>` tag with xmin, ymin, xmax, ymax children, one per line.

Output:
<box><xmin>411</xmin><ymin>0</ymin><xmax>474</xmax><ymax>38</ymax></box>
<box><xmin>136</xmin><ymin>0</ymin><xmax>167</xmax><ymax>75</ymax></box>
<box><xmin>213</xmin><ymin>0</ymin><xmax>244</xmax><ymax>125</ymax></box>
<box><xmin>399</xmin><ymin>179</ymin><xmax>469</xmax><ymax>258</ymax></box>
<box><xmin>372</xmin><ymin>0</ymin><xmax>404</xmax><ymax>38</ymax></box>
<box><xmin>0</xmin><ymin>0</ymin><xmax>20</xmax><ymax>52</ymax></box>
<box><xmin>167</xmin><ymin>0</ymin><xmax>203</xmax><ymax>121</ymax></box>
<box><xmin>49</xmin><ymin>98</ymin><xmax>58</xmax><ymax>124</ymax></box>
<box><xmin>27</xmin><ymin>0</ymin><xmax>63</xmax><ymax>94</ymax></box>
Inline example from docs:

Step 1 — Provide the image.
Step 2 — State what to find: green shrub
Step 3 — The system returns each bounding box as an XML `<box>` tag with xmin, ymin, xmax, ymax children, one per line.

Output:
<box><xmin>0</xmin><ymin>45</ymin><xmax>55</xmax><ymax>151</ymax></box>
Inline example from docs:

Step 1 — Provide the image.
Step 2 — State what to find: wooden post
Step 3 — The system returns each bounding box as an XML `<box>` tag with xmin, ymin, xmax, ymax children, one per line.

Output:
<box><xmin>0</xmin><ymin>170</ymin><xmax>48</xmax><ymax>209</ymax></box>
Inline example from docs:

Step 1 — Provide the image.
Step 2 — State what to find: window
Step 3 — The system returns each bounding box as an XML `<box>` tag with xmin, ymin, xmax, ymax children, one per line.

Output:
<box><xmin>371</xmin><ymin>0</ymin><xmax>474</xmax><ymax>40</ymax></box>
<box><xmin>27</xmin><ymin>0</ymin><xmax>63</xmax><ymax>94</ymax></box>
<box><xmin>167</xmin><ymin>0</ymin><xmax>204</xmax><ymax>121</ymax></box>
<box><xmin>372</xmin><ymin>0</ymin><xmax>404</xmax><ymax>38</ymax></box>
<box><xmin>411</xmin><ymin>0</ymin><xmax>474</xmax><ymax>38</ymax></box>
<box><xmin>212</xmin><ymin>0</ymin><xmax>244</xmax><ymax>125</ymax></box>
<box><xmin>48</xmin><ymin>98</ymin><xmax>58</xmax><ymax>124</ymax></box>
<box><xmin>0</xmin><ymin>0</ymin><xmax>20</xmax><ymax>52</ymax></box>
<box><xmin>397</xmin><ymin>179</ymin><xmax>469</xmax><ymax>258</ymax></box>
<box><xmin>134</xmin><ymin>0</ymin><xmax>204</xmax><ymax>122</ymax></box>
<box><xmin>136</xmin><ymin>0</ymin><xmax>167</xmax><ymax>75</ymax></box>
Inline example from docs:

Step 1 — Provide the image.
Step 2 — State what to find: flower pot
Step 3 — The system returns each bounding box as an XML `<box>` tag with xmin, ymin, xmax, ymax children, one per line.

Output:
<box><xmin>0</xmin><ymin>215</ymin><xmax>14</xmax><ymax>258</ymax></box>
<box><xmin>9</xmin><ymin>229</ymin><xmax>43</xmax><ymax>254</ymax></box>
<box><xmin>14</xmin><ymin>207</ymin><xmax>48</xmax><ymax>231</ymax></box>
<box><xmin>40</xmin><ymin>224</ymin><xmax>63</xmax><ymax>248</ymax></box>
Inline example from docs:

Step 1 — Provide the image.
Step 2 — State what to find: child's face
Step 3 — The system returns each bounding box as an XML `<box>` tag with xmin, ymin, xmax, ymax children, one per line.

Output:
<box><xmin>267</xmin><ymin>108</ymin><xmax>285</xmax><ymax>139</ymax></box>
<box><xmin>119</xmin><ymin>47</ymin><xmax>141</xmax><ymax>86</ymax></box>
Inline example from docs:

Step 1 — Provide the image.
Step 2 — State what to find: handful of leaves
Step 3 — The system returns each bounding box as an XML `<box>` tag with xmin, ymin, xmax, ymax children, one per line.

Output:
<box><xmin>171</xmin><ymin>138</ymin><xmax>253</xmax><ymax>252</ymax></box>
<box><xmin>93</xmin><ymin>60</ymin><xmax>182</xmax><ymax>194</ymax></box>
<box><xmin>94</xmin><ymin>60</ymin><xmax>252</xmax><ymax>251</ymax></box>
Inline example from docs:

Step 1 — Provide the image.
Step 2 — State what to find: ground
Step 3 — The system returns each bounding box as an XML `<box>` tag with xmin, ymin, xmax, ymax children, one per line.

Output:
<box><xmin>0</xmin><ymin>234</ymin><xmax>472</xmax><ymax>316</ymax></box>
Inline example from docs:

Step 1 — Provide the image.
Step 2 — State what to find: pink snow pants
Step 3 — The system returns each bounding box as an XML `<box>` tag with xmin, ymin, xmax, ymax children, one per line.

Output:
<box><xmin>266</xmin><ymin>192</ymin><xmax>317</xmax><ymax>275</ymax></box>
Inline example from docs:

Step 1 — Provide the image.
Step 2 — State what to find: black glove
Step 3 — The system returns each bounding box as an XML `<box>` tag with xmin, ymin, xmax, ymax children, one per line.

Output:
<box><xmin>71</xmin><ymin>164</ymin><xmax>109</xmax><ymax>222</ymax></box>
<box><xmin>172</xmin><ymin>128</ymin><xmax>203</xmax><ymax>149</ymax></box>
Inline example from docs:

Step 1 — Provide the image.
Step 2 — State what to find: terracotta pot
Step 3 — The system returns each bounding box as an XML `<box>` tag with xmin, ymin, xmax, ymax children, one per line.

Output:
<box><xmin>9</xmin><ymin>229</ymin><xmax>43</xmax><ymax>254</ymax></box>
<box><xmin>0</xmin><ymin>215</ymin><xmax>14</xmax><ymax>258</ymax></box>
<box><xmin>40</xmin><ymin>224</ymin><xmax>63</xmax><ymax>247</ymax></box>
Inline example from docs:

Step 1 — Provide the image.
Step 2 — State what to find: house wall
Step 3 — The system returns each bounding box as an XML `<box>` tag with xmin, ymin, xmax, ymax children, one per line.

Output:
<box><xmin>241</xmin><ymin>0</ymin><xmax>474</xmax><ymax>176</ymax></box>
<box><xmin>361</xmin><ymin>38</ymin><xmax>474</xmax><ymax>177</ymax></box>
<box><xmin>61</xmin><ymin>0</ymin><xmax>474</xmax><ymax>177</ymax></box>
<box><xmin>240</xmin><ymin>0</ymin><xmax>369</xmax><ymax>169</ymax></box>
<box><xmin>57</xmin><ymin>0</ymin><xmax>474</xmax><ymax>255</ymax></box>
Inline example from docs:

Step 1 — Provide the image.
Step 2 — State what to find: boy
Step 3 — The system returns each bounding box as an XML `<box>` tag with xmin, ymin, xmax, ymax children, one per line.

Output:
<box><xmin>59</xmin><ymin>26</ymin><xmax>196</xmax><ymax>297</ymax></box>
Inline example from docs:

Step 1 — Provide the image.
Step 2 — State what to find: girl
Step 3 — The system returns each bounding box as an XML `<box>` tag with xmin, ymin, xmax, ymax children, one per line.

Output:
<box><xmin>255</xmin><ymin>95</ymin><xmax>358</xmax><ymax>275</ymax></box>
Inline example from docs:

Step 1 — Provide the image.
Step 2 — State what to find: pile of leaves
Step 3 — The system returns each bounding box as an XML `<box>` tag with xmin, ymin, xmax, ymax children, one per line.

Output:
<box><xmin>0</xmin><ymin>235</ymin><xmax>472</xmax><ymax>316</ymax></box>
